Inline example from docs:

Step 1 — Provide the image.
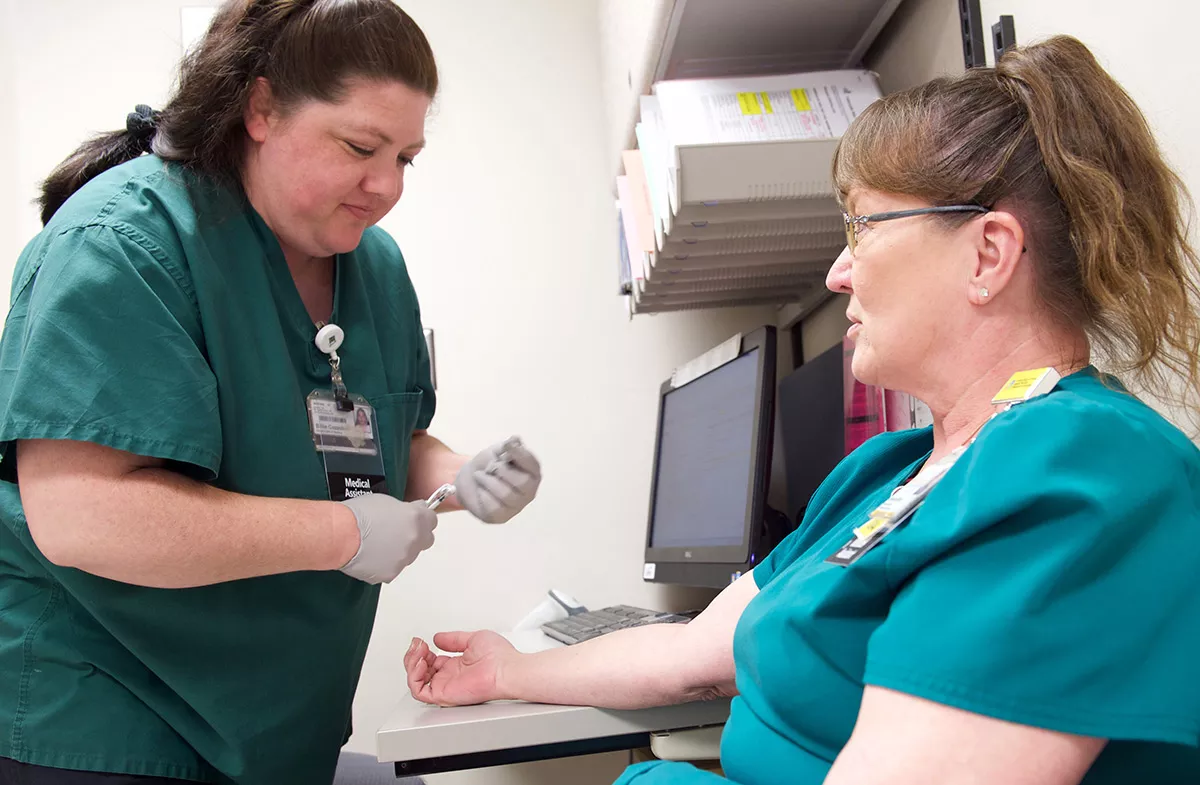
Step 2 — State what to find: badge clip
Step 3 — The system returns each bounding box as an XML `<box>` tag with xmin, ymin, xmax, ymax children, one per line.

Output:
<box><xmin>315</xmin><ymin>323</ymin><xmax>353</xmax><ymax>411</ymax></box>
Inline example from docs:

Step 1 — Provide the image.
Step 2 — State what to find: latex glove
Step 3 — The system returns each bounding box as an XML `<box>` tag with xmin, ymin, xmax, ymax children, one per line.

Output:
<box><xmin>405</xmin><ymin>630</ymin><xmax>518</xmax><ymax>706</ymax></box>
<box><xmin>454</xmin><ymin>437</ymin><xmax>541</xmax><ymax>524</ymax></box>
<box><xmin>338</xmin><ymin>493</ymin><xmax>437</xmax><ymax>584</ymax></box>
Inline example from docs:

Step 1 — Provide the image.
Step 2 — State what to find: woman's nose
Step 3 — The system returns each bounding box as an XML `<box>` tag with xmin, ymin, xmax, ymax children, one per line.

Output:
<box><xmin>825</xmin><ymin>246</ymin><xmax>854</xmax><ymax>294</ymax></box>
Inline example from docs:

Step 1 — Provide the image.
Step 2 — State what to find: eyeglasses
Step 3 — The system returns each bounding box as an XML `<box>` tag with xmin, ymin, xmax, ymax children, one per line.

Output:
<box><xmin>842</xmin><ymin>205</ymin><xmax>990</xmax><ymax>254</ymax></box>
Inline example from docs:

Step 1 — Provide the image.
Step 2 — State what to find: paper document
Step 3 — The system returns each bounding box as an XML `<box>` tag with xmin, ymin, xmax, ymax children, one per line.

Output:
<box><xmin>654</xmin><ymin>69</ymin><xmax>881</xmax><ymax>146</ymax></box>
<box><xmin>671</xmin><ymin>334</ymin><xmax>742</xmax><ymax>388</ymax></box>
<box><xmin>698</xmin><ymin>87</ymin><xmax>838</xmax><ymax>142</ymax></box>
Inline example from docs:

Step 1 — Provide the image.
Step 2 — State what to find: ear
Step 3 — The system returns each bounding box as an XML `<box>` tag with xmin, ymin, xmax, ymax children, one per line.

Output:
<box><xmin>243</xmin><ymin>77</ymin><xmax>277</xmax><ymax>144</ymax></box>
<box><xmin>969</xmin><ymin>209</ymin><xmax>1026</xmax><ymax>305</ymax></box>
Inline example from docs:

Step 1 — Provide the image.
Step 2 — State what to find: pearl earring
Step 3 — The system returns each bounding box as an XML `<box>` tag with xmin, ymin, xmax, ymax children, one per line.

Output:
<box><xmin>980</xmin><ymin>287</ymin><xmax>990</xmax><ymax>299</ymax></box>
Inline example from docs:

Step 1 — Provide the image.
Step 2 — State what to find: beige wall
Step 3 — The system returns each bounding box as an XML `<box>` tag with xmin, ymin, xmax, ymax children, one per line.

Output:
<box><xmin>801</xmin><ymin>294</ymin><xmax>851</xmax><ymax>363</ymax></box>
<box><xmin>867</xmin><ymin>0</ymin><xmax>965</xmax><ymax>93</ymax></box>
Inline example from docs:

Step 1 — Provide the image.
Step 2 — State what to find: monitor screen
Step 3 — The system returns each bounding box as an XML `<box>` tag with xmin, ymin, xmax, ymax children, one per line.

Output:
<box><xmin>778</xmin><ymin>342</ymin><xmax>845</xmax><ymax>525</ymax></box>
<box><xmin>648</xmin><ymin>349</ymin><xmax>759</xmax><ymax>549</ymax></box>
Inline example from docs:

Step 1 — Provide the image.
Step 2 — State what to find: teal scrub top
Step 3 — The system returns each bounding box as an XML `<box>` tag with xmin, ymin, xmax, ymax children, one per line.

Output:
<box><xmin>618</xmin><ymin>369</ymin><xmax>1200</xmax><ymax>784</ymax></box>
<box><xmin>0</xmin><ymin>156</ymin><xmax>436</xmax><ymax>784</ymax></box>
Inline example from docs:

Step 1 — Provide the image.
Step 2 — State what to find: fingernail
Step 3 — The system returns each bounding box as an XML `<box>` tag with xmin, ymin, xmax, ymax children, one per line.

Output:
<box><xmin>408</xmin><ymin>637</ymin><xmax>418</xmax><ymax>652</ymax></box>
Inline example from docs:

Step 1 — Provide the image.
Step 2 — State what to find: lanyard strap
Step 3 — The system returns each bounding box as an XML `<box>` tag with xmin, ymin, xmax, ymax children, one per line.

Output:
<box><xmin>844</xmin><ymin>367</ymin><xmax>1065</xmax><ymax>553</ymax></box>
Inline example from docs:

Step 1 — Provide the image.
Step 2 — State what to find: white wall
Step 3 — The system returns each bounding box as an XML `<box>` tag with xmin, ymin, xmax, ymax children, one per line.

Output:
<box><xmin>5</xmin><ymin>0</ymin><xmax>192</xmax><ymax>274</ymax></box>
<box><xmin>358</xmin><ymin>3</ymin><xmax>775</xmax><ymax>781</ymax></box>
<box><xmin>0</xmin><ymin>0</ymin><xmax>19</xmax><ymax>270</ymax></box>
<box><xmin>0</xmin><ymin>2</ymin><xmax>775</xmax><ymax>784</ymax></box>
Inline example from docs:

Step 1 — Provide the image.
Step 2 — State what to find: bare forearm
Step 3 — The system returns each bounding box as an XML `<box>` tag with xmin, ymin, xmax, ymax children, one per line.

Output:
<box><xmin>406</xmin><ymin>430</ymin><xmax>468</xmax><ymax>509</ymax></box>
<box><xmin>26</xmin><ymin>464</ymin><xmax>358</xmax><ymax>589</ymax></box>
<box><xmin>497</xmin><ymin>624</ymin><xmax>729</xmax><ymax>710</ymax></box>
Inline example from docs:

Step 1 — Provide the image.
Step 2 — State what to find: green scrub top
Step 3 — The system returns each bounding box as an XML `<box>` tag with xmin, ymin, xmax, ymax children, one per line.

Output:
<box><xmin>618</xmin><ymin>368</ymin><xmax>1200</xmax><ymax>785</ymax></box>
<box><xmin>0</xmin><ymin>155</ymin><xmax>436</xmax><ymax>784</ymax></box>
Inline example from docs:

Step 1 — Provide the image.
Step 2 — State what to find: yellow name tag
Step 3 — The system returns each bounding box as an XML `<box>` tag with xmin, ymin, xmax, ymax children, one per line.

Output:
<box><xmin>991</xmin><ymin>367</ymin><xmax>1061</xmax><ymax>405</ymax></box>
<box><xmin>853</xmin><ymin>517</ymin><xmax>889</xmax><ymax>541</ymax></box>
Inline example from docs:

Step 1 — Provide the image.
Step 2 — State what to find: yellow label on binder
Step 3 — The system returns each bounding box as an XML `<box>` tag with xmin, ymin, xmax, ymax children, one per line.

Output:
<box><xmin>791</xmin><ymin>88</ymin><xmax>812</xmax><ymax>112</ymax></box>
<box><xmin>991</xmin><ymin>367</ymin><xmax>1061</xmax><ymax>405</ymax></box>
<box><xmin>759</xmin><ymin>92</ymin><xmax>774</xmax><ymax>114</ymax></box>
<box><xmin>738</xmin><ymin>92</ymin><xmax>763</xmax><ymax>115</ymax></box>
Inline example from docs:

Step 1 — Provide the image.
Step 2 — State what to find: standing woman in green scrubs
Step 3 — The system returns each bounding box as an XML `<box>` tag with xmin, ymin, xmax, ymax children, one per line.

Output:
<box><xmin>405</xmin><ymin>36</ymin><xmax>1200</xmax><ymax>785</ymax></box>
<box><xmin>0</xmin><ymin>1</ymin><xmax>540</xmax><ymax>783</ymax></box>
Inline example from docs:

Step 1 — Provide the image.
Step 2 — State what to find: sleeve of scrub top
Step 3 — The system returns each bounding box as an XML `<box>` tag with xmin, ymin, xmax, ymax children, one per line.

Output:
<box><xmin>0</xmin><ymin>224</ymin><xmax>221</xmax><ymax>480</ymax></box>
<box><xmin>863</xmin><ymin>399</ymin><xmax>1200</xmax><ymax>746</ymax></box>
<box><xmin>615</xmin><ymin>761</ymin><xmax>731</xmax><ymax>784</ymax></box>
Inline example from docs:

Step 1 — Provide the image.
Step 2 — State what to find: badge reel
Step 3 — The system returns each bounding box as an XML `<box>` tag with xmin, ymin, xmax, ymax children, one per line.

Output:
<box><xmin>307</xmin><ymin>324</ymin><xmax>389</xmax><ymax>502</ymax></box>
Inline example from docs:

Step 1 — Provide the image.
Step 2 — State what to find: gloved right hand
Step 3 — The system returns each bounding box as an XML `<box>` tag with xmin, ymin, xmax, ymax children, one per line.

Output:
<box><xmin>337</xmin><ymin>493</ymin><xmax>438</xmax><ymax>584</ymax></box>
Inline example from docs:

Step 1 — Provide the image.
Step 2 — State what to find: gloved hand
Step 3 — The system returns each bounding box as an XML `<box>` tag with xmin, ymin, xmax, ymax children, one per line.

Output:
<box><xmin>455</xmin><ymin>437</ymin><xmax>541</xmax><ymax>524</ymax></box>
<box><xmin>338</xmin><ymin>493</ymin><xmax>438</xmax><ymax>584</ymax></box>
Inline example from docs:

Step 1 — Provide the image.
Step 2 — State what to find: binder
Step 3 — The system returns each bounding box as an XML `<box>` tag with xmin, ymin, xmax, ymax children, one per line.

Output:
<box><xmin>616</xmin><ymin>206</ymin><xmax>633</xmax><ymax>295</ymax></box>
<box><xmin>634</xmin><ymin>270</ymin><xmax>822</xmax><ymax>297</ymax></box>
<box><xmin>616</xmin><ymin>176</ymin><xmax>646</xmax><ymax>290</ymax></box>
<box><xmin>638</xmin><ymin>265</ymin><xmax>826</xmax><ymax>287</ymax></box>
<box><xmin>643</xmin><ymin>70</ymin><xmax>882</xmax><ymax>225</ymax></box>
<box><xmin>629</xmin><ymin>290</ymin><xmax>807</xmax><ymax>315</ymax></box>
<box><xmin>656</xmin><ymin>233</ymin><xmax>844</xmax><ymax>260</ymax></box>
<box><xmin>660</xmin><ymin>215</ymin><xmax>844</xmax><ymax>251</ymax></box>
<box><xmin>649</xmin><ymin>247</ymin><xmax>835</xmax><ymax>272</ymax></box>
<box><xmin>619</xmin><ymin>69</ymin><xmax>881</xmax><ymax>314</ymax></box>
<box><xmin>620</xmin><ymin>150</ymin><xmax>658</xmax><ymax>255</ymax></box>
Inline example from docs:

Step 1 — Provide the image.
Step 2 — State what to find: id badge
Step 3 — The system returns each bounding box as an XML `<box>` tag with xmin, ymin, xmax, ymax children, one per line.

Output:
<box><xmin>825</xmin><ymin>445</ymin><xmax>965</xmax><ymax>567</ymax></box>
<box><xmin>825</xmin><ymin>506</ymin><xmax>917</xmax><ymax>566</ymax></box>
<box><xmin>306</xmin><ymin>389</ymin><xmax>388</xmax><ymax>501</ymax></box>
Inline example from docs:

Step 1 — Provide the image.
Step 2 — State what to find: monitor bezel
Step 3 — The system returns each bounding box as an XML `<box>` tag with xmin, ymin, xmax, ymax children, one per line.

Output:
<box><xmin>642</xmin><ymin>325</ymin><xmax>776</xmax><ymax>566</ymax></box>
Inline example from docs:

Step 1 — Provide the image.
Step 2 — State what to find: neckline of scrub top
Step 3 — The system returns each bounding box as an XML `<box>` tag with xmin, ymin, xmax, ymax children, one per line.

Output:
<box><xmin>895</xmin><ymin>364</ymin><xmax>1101</xmax><ymax>487</ymax></box>
<box><xmin>246</xmin><ymin>203</ymin><xmax>344</xmax><ymax>369</ymax></box>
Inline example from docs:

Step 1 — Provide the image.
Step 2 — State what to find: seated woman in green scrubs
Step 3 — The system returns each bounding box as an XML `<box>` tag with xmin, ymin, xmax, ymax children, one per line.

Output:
<box><xmin>0</xmin><ymin>1</ymin><xmax>542</xmax><ymax>784</ymax></box>
<box><xmin>404</xmin><ymin>35</ymin><xmax>1200</xmax><ymax>785</ymax></box>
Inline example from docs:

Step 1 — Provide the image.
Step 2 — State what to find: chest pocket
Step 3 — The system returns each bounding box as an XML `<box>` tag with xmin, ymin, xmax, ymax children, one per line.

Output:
<box><xmin>368</xmin><ymin>391</ymin><xmax>424</xmax><ymax>499</ymax></box>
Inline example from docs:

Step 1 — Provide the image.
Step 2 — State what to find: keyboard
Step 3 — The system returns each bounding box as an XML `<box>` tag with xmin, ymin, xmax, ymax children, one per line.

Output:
<box><xmin>540</xmin><ymin>604</ymin><xmax>694</xmax><ymax>645</ymax></box>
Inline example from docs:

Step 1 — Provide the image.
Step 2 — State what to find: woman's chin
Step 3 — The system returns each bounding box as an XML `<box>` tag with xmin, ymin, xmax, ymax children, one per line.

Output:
<box><xmin>850</xmin><ymin>348</ymin><xmax>880</xmax><ymax>387</ymax></box>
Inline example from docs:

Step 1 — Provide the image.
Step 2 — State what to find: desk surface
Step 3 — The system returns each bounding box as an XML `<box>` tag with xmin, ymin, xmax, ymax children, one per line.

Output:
<box><xmin>376</xmin><ymin>628</ymin><xmax>730</xmax><ymax>775</ymax></box>
<box><xmin>377</xmin><ymin>695</ymin><xmax>732</xmax><ymax>764</ymax></box>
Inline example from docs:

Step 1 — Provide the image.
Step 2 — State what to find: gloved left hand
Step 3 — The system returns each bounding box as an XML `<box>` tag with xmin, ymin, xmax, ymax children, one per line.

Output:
<box><xmin>454</xmin><ymin>437</ymin><xmax>541</xmax><ymax>524</ymax></box>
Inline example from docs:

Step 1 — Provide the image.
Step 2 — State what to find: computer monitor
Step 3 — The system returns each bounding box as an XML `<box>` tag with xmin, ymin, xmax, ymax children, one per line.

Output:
<box><xmin>777</xmin><ymin>342</ymin><xmax>846</xmax><ymax>525</ymax></box>
<box><xmin>642</xmin><ymin>326</ymin><xmax>778</xmax><ymax>589</ymax></box>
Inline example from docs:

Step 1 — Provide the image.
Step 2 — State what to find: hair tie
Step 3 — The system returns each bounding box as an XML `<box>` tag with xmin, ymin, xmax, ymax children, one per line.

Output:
<box><xmin>125</xmin><ymin>104</ymin><xmax>160</xmax><ymax>153</ymax></box>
